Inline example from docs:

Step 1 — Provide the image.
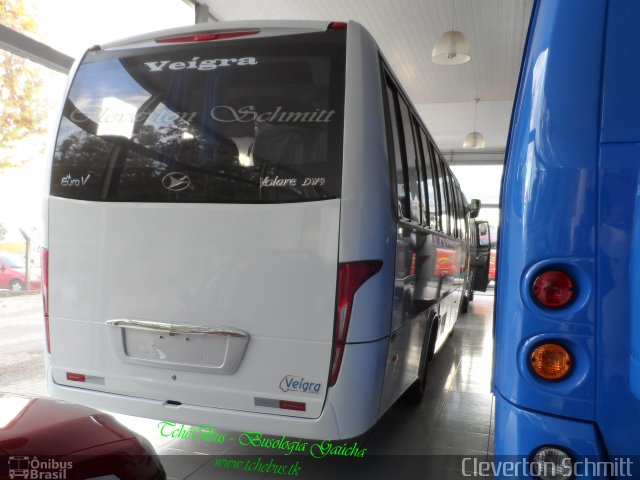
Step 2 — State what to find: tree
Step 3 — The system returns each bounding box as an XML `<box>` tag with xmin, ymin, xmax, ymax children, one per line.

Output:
<box><xmin>0</xmin><ymin>0</ymin><xmax>45</xmax><ymax>168</ymax></box>
<box><xmin>0</xmin><ymin>222</ymin><xmax>7</xmax><ymax>241</ymax></box>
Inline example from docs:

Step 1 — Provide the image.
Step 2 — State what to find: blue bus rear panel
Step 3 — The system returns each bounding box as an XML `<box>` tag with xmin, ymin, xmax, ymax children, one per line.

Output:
<box><xmin>496</xmin><ymin>0</ymin><xmax>640</xmax><ymax>472</ymax></box>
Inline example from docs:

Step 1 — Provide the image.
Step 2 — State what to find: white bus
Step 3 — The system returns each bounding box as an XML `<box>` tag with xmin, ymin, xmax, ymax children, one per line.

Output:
<box><xmin>43</xmin><ymin>20</ymin><xmax>484</xmax><ymax>440</ymax></box>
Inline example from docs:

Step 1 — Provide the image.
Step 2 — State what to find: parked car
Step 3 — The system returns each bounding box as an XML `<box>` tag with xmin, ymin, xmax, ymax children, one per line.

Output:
<box><xmin>0</xmin><ymin>392</ymin><xmax>165</xmax><ymax>480</ymax></box>
<box><xmin>0</xmin><ymin>254</ymin><xmax>40</xmax><ymax>292</ymax></box>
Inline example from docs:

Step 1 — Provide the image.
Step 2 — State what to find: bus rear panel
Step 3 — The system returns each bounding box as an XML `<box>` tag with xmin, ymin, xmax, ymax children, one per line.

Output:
<box><xmin>496</xmin><ymin>0</ymin><xmax>640</xmax><ymax>476</ymax></box>
<box><xmin>44</xmin><ymin>20</ymin><xmax>473</xmax><ymax>440</ymax></box>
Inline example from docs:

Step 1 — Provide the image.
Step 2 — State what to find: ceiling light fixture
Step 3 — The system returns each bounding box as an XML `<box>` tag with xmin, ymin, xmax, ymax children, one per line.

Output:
<box><xmin>463</xmin><ymin>99</ymin><xmax>486</xmax><ymax>149</ymax></box>
<box><xmin>432</xmin><ymin>0</ymin><xmax>471</xmax><ymax>65</ymax></box>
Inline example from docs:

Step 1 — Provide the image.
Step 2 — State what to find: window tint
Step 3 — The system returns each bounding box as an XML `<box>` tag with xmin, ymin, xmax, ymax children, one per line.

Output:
<box><xmin>444</xmin><ymin>168</ymin><xmax>457</xmax><ymax>237</ymax></box>
<box><xmin>417</xmin><ymin>127</ymin><xmax>437</xmax><ymax>230</ymax></box>
<box><xmin>434</xmin><ymin>154</ymin><xmax>449</xmax><ymax>234</ymax></box>
<box><xmin>397</xmin><ymin>97</ymin><xmax>421</xmax><ymax>223</ymax></box>
<box><xmin>385</xmin><ymin>81</ymin><xmax>408</xmax><ymax>219</ymax></box>
<box><xmin>456</xmin><ymin>188</ymin><xmax>466</xmax><ymax>238</ymax></box>
<box><xmin>51</xmin><ymin>31</ymin><xmax>346</xmax><ymax>203</ymax></box>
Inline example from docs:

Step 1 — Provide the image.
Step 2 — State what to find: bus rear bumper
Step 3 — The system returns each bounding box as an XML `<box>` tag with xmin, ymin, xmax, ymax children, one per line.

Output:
<box><xmin>494</xmin><ymin>393</ymin><xmax>616</xmax><ymax>479</ymax></box>
<box><xmin>47</xmin><ymin>340</ymin><xmax>387</xmax><ymax>441</ymax></box>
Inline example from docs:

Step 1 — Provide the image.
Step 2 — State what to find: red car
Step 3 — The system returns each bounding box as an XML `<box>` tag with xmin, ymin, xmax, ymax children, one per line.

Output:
<box><xmin>0</xmin><ymin>392</ymin><xmax>165</xmax><ymax>480</ymax></box>
<box><xmin>0</xmin><ymin>254</ymin><xmax>41</xmax><ymax>292</ymax></box>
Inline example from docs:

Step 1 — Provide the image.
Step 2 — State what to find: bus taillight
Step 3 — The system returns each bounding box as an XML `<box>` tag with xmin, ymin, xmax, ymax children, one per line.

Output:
<box><xmin>329</xmin><ymin>260</ymin><xmax>382</xmax><ymax>387</ymax></box>
<box><xmin>532</xmin><ymin>270</ymin><xmax>574</xmax><ymax>308</ymax></box>
<box><xmin>530</xmin><ymin>343</ymin><xmax>572</xmax><ymax>381</ymax></box>
<box><xmin>156</xmin><ymin>30</ymin><xmax>260</xmax><ymax>43</ymax></box>
<box><xmin>327</xmin><ymin>22</ymin><xmax>347</xmax><ymax>30</ymax></box>
<box><xmin>41</xmin><ymin>247</ymin><xmax>50</xmax><ymax>354</ymax></box>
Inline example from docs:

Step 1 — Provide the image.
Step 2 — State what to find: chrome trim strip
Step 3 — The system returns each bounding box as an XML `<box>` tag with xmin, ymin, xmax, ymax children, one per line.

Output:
<box><xmin>105</xmin><ymin>319</ymin><xmax>248</xmax><ymax>338</ymax></box>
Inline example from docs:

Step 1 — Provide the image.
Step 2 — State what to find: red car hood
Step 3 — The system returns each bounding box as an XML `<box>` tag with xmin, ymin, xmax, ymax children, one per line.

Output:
<box><xmin>0</xmin><ymin>393</ymin><xmax>135</xmax><ymax>456</ymax></box>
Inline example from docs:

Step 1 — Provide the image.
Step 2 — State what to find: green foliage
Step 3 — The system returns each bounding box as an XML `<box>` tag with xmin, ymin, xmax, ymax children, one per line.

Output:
<box><xmin>0</xmin><ymin>0</ymin><xmax>45</xmax><ymax>168</ymax></box>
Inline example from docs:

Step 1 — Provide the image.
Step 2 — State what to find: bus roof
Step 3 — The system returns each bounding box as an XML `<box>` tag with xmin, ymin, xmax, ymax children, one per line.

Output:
<box><xmin>101</xmin><ymin>20</ymin><xmax>341</xmax><ymax>51</ymax></box>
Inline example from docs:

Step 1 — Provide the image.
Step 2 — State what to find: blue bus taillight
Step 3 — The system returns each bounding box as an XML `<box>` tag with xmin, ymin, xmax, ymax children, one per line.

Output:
<box><xmin>531</xmin><ymin>343</ymin><xmax>572</xmax><ymax>381</ymax></box>
<box><xmin>532</xmin><ymin>270</ymin><xmax>575</xmax><ymax>308</ymax></box>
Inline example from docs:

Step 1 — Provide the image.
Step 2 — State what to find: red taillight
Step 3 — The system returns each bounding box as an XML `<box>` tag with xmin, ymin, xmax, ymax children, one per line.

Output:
<box><xmin>532</xmin><ymin>270</ymin><xmax>575</xmax><ymax>308</ymax></box>
<box><xmin>279</xmin><ymin>400</ymin><xmax>306</xmax><ymax>412</ymax></box>
<box><xmin>327</xmin><ymin>21</ymin><xmax>347</xmax><ymax>30</ymax></box>
<box><xmin>66</xmin><ymin>372</ymin><xmax>86</xmax><ymax>382</ymax></box>
<box><xmin>329</xmin><ymin>260</ymin><xmax>383</xmax><ymax>387</ymax></box>
<box><xmin>41</xmin><ymin>247</ymin><xmax>50</xmax><ymax>353</ymax></box>
<box><xmin>156</xmin><ymin>30</ymin><xmax>260</xmax><ymax>43</ymax></box>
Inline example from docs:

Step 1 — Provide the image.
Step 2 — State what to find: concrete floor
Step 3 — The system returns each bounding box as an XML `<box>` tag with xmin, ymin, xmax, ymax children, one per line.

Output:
<box><xmin>0</xmin><ymin>291</ymin><xmax>495</xmax><ymax>479</ymax></box>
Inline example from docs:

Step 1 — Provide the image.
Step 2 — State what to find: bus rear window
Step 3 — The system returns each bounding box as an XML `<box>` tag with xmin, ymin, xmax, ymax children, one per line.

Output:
<box><xmin>51</xmin><ymin>31</ymin><xmax>345</xmax><ymax>203</ymax></box>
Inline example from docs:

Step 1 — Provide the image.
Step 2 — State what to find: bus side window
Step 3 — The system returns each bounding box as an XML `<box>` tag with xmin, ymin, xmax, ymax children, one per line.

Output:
<box><xmin>384</xmin><ymin>80</ymin><xmax>409</xmax><ymax>220</ymax></box>
<box><xmin>421</xmin><ymin>132</ymin><xmax>439</xmax><ymax>231</ymax></box>
<box><xmin>449</xmin><ymin>177</ymin><xmax>459</xmax><ymax>238</ymax></box>
<box><xmin>456</xmin><ymin>187</ymin><xmax>465</xmax><ymax>239</ymax></box>
<box><xmin>413</xmin><ymin>119</ymin><xmax>431</xmax><ymax>229</ymax></box>
<box><xmin>445</xmin><ymin>168</ymin><xmax>458</xmax><ymax>238</ymax></box>
<box><xmin>435</xmin><ymin>154</ymin><xmax>450</xmax><ymax>235</ymax></box>
<box><xmin>397</xmin><ymin>96</ymin><xmax>422</xmax><ymax>224</ymax></box>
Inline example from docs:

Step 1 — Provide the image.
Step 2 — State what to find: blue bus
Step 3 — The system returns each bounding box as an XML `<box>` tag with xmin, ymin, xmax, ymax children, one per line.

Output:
<box><xmin>495</xmin><ymin>0</ymin><xmax>640</xmax><ymax>477</ymax></box>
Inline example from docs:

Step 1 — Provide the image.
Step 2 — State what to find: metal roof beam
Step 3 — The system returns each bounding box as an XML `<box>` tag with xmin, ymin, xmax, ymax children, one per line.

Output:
<box><xmin>0</xmin><ymin>24</ymin><xmax>73</xmax><ymax>74</ymax></box>
<box><xmin>195</xmin><ymin>2</ymin><xmax>210</xmax><ymax>23</ymax></box>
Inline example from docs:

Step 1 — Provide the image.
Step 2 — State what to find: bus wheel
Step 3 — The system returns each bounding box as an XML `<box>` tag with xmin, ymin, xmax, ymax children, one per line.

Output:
<box><xmin>405</xmin><ymin>317</ymin><xmax>438</xmax><ymax>405</ymax></box>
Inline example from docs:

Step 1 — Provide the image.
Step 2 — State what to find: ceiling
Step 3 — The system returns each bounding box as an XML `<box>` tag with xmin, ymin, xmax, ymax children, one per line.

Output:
<box><xmin>199</xmin><ymin>0</ymin><xmax>534</xmax><ymax>151</ymax></box>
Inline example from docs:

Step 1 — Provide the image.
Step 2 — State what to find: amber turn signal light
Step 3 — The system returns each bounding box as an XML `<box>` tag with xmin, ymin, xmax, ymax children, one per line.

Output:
<box><xmin>530</xmin><ymin>343</ymin><xmax>572</xmax><ymax>380</ymax></box>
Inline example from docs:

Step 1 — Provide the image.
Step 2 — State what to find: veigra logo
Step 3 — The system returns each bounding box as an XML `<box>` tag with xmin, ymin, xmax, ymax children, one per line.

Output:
<box><xmin>144</xmin><ymin>57</ymin><xmax>258</xmax><ymax>72</ymax></box>
<box><xmin>279</xmin><ymin>375</ymin><xmax>321</xmax><ymax>394</ymax></box>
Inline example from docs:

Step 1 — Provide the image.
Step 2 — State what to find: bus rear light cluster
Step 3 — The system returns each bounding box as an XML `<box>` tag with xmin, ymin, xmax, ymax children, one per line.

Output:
<box><xmin>41</xmin><ymin>247</ymin><xmax>50</xmax><ymax>354</ymax></box>
<box><xmin>66</xmin><ymin>372</ymin><xmax>86</xmax><ymax>382</ymax></box>
<box><xmin>327</xmin><ymin>22</ymin><xmax>347</xmax><ymax>30</ymax></box>
<box><xmin>532</xmin><ymin>270</ymin><xmax>575</xmax><ymax>308</ymax></box>
<box><xmin>531</xmin><ymin>343</ymin><xmax>572</xmax><ymax>381</ymax></box>
<box><xmin>156</xmin><ymin>30</ymin><xmax>260</xmax><ymax>43</ymax></box>
<box><xmin>329</xmin><ymin>260</ymin><xmax>382</xmax><ymax>387</ymax></box>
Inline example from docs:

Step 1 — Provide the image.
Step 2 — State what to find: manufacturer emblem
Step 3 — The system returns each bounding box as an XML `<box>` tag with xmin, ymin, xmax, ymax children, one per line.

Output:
<box><xmin>162</xmin><ymin>172</ymin><xmax>190</xmax><ymax>192</ymax></box>
<box><xmin>279</xmin><ymin>375</ymin><xmax>322</xmax><ymax>394</ymax></box>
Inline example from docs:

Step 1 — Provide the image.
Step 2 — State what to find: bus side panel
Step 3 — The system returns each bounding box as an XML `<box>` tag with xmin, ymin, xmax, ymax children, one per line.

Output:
<box><xmin>596</xmin><ymin>0</ymin><xmax>640</xmax><ymax>460</ymax></box>
<box><xmin>597</xmin><ymin>145</ymin><xmax>640</xmax><ymax>460</ymax></box>
<box><xmin>494</xmin><ymin>394</ymin><xmax>606</xmax><ymax>476</ymax></box>
<box><xmin>340</xmin><ymin>22</ymin><xmax>397</xmax><ymax>344</ymax></box>
<box><xmin>495</xmin><ymin>0</ymin><xmax>605</xmax><ymax>435</ymax></box>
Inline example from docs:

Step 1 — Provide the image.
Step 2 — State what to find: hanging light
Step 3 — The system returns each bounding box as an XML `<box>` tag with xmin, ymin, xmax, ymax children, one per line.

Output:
<box><xmin>432</xmin><ymin>0</ymin><xmax>471</xmax><ymax>65</ymax></box>
<box><xmin>463</xmin><ymin>99</ymin><xmax>486</xmax><ymax>149</ymax></box>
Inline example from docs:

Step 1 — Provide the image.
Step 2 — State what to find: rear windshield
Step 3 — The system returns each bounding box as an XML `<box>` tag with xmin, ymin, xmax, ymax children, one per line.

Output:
<box><xmin>50</xmin><ymin>30</ymin><xmax>346</xmax><ymax>203</ymax></box>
